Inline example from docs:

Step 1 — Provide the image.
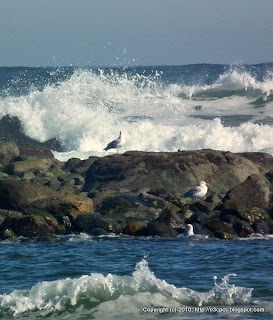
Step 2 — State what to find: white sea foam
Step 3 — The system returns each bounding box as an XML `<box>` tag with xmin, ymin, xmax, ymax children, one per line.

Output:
<box><xmin>1</xmin><ymin>68</ymin><xmax>273</xmax><ymax>160</ymax></box>
<box><xmin>0</xmin><ymin>259</ymin><xmax>252</xmax><ymax>318</ymax></box>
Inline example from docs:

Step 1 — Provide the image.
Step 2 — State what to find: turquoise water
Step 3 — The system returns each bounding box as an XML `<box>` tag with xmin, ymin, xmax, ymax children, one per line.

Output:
<box><xmin>0</xmin><ymin>235</ymin><xmax>272</xmax><ymax>319</ymax></box>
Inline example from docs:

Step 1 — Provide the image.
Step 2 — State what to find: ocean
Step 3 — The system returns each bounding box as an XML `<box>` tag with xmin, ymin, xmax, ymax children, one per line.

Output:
<box><xmin>1</xmin><ymin>64</ymin><xmax>273</xmax><ymax>159</ymax></box>
<box><xmin>0</xmin><ymin>64</ymin><xmax>273</xmax><ymax>319</ymax></box>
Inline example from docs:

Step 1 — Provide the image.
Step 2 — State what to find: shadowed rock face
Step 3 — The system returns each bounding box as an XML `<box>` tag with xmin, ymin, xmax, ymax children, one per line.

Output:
<box><xmin>84</xmin><ymin>150</ymin><xmax>260</xmax><ymax>195</ymax></box>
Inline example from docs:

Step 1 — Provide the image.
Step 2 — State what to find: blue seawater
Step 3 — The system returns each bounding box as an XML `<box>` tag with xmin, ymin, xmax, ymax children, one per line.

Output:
<box><xmin>0</xmin><ymin>235</ymin><xmax>272</xmax><ymax>319</ymax></box>
<box><xmin>1</xmin><ymin>64</ymin><xmax>273</xmax><ymax>319</ymax></box>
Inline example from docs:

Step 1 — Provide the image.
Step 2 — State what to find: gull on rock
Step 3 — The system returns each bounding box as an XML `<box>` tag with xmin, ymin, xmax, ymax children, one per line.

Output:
<box><xmin>103</xmin><ymin>131</ymin><xmax>123</xmax><ymax>154</ymax></box>
<box><xmin>182</xmin><ymin>181</ymin><xmax>208</xmax><ymax>199</ymax></box>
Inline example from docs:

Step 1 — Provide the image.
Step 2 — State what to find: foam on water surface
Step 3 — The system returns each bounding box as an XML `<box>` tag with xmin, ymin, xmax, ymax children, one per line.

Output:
<box><xmin>0</xmin><ymin>259</ymin><xmax>253</xmax><ymax>318</ymax></box>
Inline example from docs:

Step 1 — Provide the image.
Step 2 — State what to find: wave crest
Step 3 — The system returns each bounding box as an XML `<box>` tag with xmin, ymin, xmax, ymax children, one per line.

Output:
<box><xmin>0</xmin><ymin>259</ymin><xmax>252</xmax><ymax>317</ymax></box>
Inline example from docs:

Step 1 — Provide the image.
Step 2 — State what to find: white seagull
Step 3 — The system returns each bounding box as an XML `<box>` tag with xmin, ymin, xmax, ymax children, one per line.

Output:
<box><xmin>104</xmin><ymin>131</ymin><xmax>123</xmax><ymax>154</ymax></box>
<box><xmin>182</xmin><ymin>181</ymin><xmax>208</xmax><ymax>199</ymax></box>
<box><xmin>184</xmin><ymin>223</ymin><xmax>209</xmax><ymax>239</ymax></box>
<box><xmin>184</xmin><ymin>224</ymin><xmax>194</xmax><ymax>237</ymax></box>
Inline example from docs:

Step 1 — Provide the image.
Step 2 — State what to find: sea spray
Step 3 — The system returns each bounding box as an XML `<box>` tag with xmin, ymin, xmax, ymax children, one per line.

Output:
<box><xmin>1</xmin><ymin>65</ymin><xmax>273</xmax><ymax>160</ymax></box>
<box><xmin>0</xmin><ymin>259</ymin><xmax>253</xmax><ymax>317</ymax></box>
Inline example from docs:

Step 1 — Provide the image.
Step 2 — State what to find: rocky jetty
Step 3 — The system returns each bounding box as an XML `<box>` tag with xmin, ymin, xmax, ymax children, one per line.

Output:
<box><xmin>1</xmin><ymin>141</ymin><xmax>273</xmax><ymax>241</ymax></box>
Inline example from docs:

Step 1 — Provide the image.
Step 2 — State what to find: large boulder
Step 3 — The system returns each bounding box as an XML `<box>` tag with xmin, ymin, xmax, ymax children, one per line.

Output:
<box><xmin>32</xmin><ymin>195</ymin><xmax>94</xmax><ymax>220</ymax></box>
<box><xmin>222</xmin><ymin>174</ymin><xmax>270</xmax><ymax>212</ymax></box>
<box><xmin>84</xmin><ymin>150</ymin><xmax>260</xmax><ymax>196</ymax></box>
<box><xmin>0</xmin><ymin>180</ymin><xmax>57</xmax><ymax>210</ymax></box>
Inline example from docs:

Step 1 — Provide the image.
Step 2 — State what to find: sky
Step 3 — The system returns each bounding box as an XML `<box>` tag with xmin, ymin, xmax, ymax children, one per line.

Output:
<box><xmin>1</xmin><ymin>0</ymin><xmax>273</xmax><ymax>67</ymax></box>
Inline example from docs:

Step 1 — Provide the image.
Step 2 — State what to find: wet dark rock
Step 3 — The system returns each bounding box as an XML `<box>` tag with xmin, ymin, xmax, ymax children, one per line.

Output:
<box><xmin>91</xmin><ymin>228</ymin><xmax>108</xmax><ymax>236</ymax></box>
<box><xmin>233</xmin><ymin>220</ymin><xmax>255</xmax><ymax>237</ymax></box>
<box><xmin>222</xmin><ymin>174</ymin><xmax>270</xmax><ymax>212</ymax></box>
<box><xmin>0</xmin><ymin>215</ymin><xmax>55</xmax><ymax>238</ymax></box>
<box><xmin>189</xmin><ymin>200</ymin><xmax>211</xmax><ymax>213</ymax></box>
<box><xmin>235</xmin><ymin>207</ymin><xmax>272</xmax><ymax>225</ymax></box>
<box><xmin>252</xmin><ymin>220</ymin><xmax>273</xmax><ymax>234</ymax></box>
<box><xmin>36</xmin><ymin>233</ymin><xmax>59</xmax><ymax>242</ymax></box>
<box><xmin>191</xmin><ymin>223</ymin><xmax>214</xmax><ymax>237</ymax></box>
<box><xmin>205</xmin><ymin>220</ymin><xmax>235</xmax><ymax>238</ymax></box>
<box><xmin>214</xmin><ymin>231</ymin><xmax>234</xmax><ymax>240</ymax></box>
<box><xmin>221</xmin><ymin>213</ymin><xmax>244</xmax><ymax>225</ymax></box>
<box><xmin>55</xmin><ymin>215</ymin><xmax>72</xmax><ymax>233</ymax></box>
<box><xmin>141</xmin><ymin>221</ymin><xmax>179</xmax><ymax>237</ymax></box>
<box><xmin>156</xmin><ymin>206</ymin><xmax>185</xmax><ymax>232</ymax></box>
<box><xmin>24</xmin><ymin>207</ymin><xmax>65</xmax><ymax>234</ymax></box>
<box><xmin>187</xmin><ymin>210</ymin><xmax>216</xmax><ymax>225</ymax></box>
<box><xmin>73</xmin><ymin>213</ymin><xmax>122</xmax><ymax>234</ymax></box>
<box><xmin>123</xmin><ymin>218</ymin><xmax>149</xmax><ymax>235</ymax></box>
<box><xmin>0</xmin><ymin>228</ymin><xmax>17</xmax><ymax>240</ymax></box>
<box><xmin>0</xmin><ymin>141</ymin><xmax>19</xmax><ymax>168</ymax></box>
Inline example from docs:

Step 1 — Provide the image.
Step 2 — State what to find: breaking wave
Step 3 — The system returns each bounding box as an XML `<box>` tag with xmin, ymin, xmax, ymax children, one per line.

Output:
<box><xmin>1</xmin><ymin>65</ymin><xmax>273</xmax><ymax>160</ymax></box>
<box><xmin>0</xmin><ymin>259</ymin><xmax>252</xmax><ymax>319</ymax></box>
